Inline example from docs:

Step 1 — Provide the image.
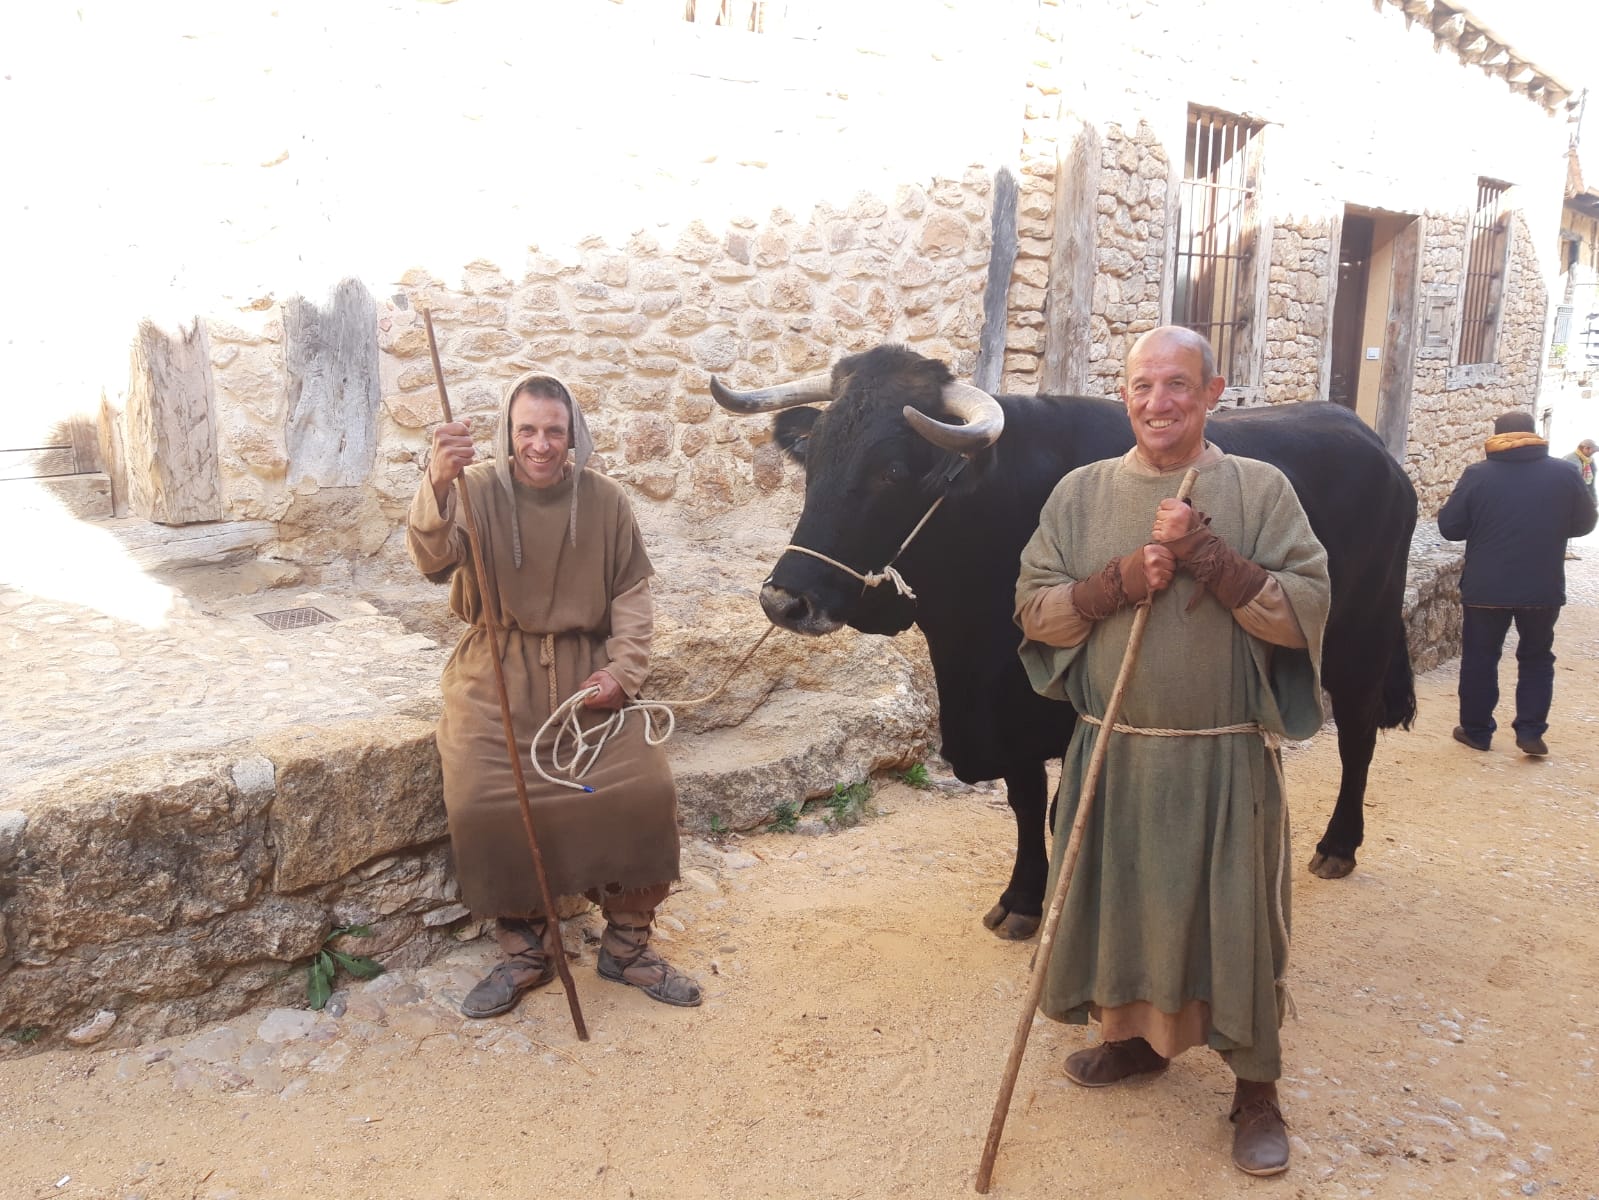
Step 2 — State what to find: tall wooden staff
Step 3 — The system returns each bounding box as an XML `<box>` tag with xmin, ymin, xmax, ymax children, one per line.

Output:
<box><xmin>975</xmin><ymin>466</ymin><xmax>1200</xmax><ymax>1192</ymax></box>
<box><xmin>422</xmin><ymin>308</ymin><xmax>589</xmax><ymax>1042</ymax></box>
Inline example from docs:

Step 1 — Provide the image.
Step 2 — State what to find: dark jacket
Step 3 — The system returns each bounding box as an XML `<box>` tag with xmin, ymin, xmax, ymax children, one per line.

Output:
<box><xmin>1438</xmin><ymin>440</ymin><xmax>1598</xmax><ymax>606</ymax></box>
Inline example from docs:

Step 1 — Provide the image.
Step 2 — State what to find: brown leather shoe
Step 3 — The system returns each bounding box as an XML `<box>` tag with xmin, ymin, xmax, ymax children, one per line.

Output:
<box><xmin>1062</xmin><ymin>1037</ymin><xmax>1169</xmax><ymax>1088</ymax></box>
<box><xmin>1231</xmin><ymin>1084</ymin><xmax>1290</xmax><ymax>1176</ymax></box>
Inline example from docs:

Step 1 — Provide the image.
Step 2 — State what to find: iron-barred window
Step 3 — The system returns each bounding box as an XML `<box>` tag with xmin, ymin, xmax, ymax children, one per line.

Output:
<box><xmin>1460</xmin><ymin>179</ymin><xmax>1511</xmax><ymax>365</ymax></box>
<box><xmin>1173</xmin><ymin>107</ymin><xmax>1263</xmax><ymax>385</ymax></box>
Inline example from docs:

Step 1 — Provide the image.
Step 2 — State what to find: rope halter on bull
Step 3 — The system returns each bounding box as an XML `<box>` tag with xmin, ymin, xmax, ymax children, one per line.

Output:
<box><xmin>778</xmin><ymin>457</ymin><xmax>967</xmax><ymax>602</ymax></box>
<box><xmin>707</xmin><ymin>368</ymin><xmax>1007</xmax><ymax>606</ymax></box>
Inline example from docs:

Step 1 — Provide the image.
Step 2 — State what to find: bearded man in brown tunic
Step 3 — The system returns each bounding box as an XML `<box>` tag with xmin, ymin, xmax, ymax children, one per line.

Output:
<box><xmin>1014</xmin><ymin>327</ymin><xmax>1330</xmax><ymax>1176</ymax></box>
<box><xmin>408</xmin><ymin>370</ymin><xmax>701</xmax><ymax>1017</ymax></box>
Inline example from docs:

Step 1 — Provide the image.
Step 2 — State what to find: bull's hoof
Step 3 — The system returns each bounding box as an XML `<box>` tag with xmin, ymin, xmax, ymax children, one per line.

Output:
<box><xmin>1307</xmin><ymin>851</ymin><xmax>1356</xmax><ymax>880</ymax></box>
<box><xmin>982</xmin><ymin>904</ymin><xmax>1040</xmax><ymax>940</ymax></box>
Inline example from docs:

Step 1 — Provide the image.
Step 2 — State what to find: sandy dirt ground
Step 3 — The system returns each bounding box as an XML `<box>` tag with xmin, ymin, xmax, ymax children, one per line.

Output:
<box><xmin>3</xmin><ymin>586</ymin><xmax>1598</xmax><ymax>1200</ymax></box>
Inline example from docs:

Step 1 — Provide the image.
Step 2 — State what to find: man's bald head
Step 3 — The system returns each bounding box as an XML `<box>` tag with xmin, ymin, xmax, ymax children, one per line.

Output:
<box><xmin>1120</xmin><ymin>325</ymin><xmax>1227</xmax><ymax>470</ymax></box>
<box><xmin>1128</xmin><ymin>326</ymin><xmax>1220</xmax><ymax>387</ymax></box>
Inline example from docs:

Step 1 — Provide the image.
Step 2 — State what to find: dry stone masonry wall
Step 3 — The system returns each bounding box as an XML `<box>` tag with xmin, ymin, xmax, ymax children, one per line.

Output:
<box><xmin>185</xmin><ymin>183</ymin><xmax>997</xmax><ymax>570</ymax></box>
<box><xmin>1262</xmin><ymin>220</ymin><xmax>1336</xmax><ymax>405</ymax></box>
<box><xmin>1406</xmin><ymin>212</ymin><xmax>1548</xmax><ymax>513</ymax></box>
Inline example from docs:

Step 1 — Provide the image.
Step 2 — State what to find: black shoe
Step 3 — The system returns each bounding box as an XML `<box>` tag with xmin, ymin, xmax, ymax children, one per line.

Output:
<box><xmin>1515</xmin><ymin>734</ymin><xmax>1548</xmax><ymax>757</ymax></box>
<box><xmin>1452</xmin><ymin>726</ymin><xmax>1491</xmax><ymax>752</ymax></box>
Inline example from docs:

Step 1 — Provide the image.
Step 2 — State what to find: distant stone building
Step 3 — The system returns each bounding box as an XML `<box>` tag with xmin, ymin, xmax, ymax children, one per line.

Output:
<box><xmin>1540</xmin><ymin>144</ymin><xmax>1599</xmax><ymax>455</ymax></box>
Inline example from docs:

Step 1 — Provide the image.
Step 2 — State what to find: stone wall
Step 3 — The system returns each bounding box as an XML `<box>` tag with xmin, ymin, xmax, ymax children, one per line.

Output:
<box><xmin>145</xmin><ymin>183</ymin><xmax>998</xmax><ymax>568</ymax></box>
<box><xmin>0</xmin><ymin>545</ymin><xmax>938</xmax><ymax>1052</ymax></box>
<box><xmin>1261</xmin><ymin>220</ymin><xmax>1335</xmax><ymax>405</ymax></box>
<box><xmin>998</xmin><ymin>0</ymin><xmax>1568</xmax><ymax>506</ymax></box>
<box><xmin>1405</xmin><ymin>212</ymin><xmax>1549</xmax><ymax>514</ymax></box>
<box><xmin>1404</xmin><ymin>523</ymin><xmax>1466</xmax><ymax>675</ymax></box>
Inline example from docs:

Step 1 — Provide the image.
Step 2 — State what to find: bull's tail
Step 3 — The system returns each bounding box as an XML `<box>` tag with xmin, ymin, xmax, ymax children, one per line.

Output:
<box><xmin>1380</xmin><ymin>615</ymin><xmax>1417</xmax><ymax>731</ymax></box>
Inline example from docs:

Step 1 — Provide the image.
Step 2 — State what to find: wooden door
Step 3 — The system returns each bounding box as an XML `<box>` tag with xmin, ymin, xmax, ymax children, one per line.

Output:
<box><xmin>1329</xmin><ymin>214</ymin><xmax>1375</xmax><ymax>410</ymax></box>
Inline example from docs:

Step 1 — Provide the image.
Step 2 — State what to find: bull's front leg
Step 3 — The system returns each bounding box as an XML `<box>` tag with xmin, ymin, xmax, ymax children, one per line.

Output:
<box><xmin>981</xmin><ymin>759</ymin><xmax>1049</xmax><ymax>940</ymax></box>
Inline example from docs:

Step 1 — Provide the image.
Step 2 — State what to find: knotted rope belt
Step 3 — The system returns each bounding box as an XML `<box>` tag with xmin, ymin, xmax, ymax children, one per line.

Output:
<box><xmin>1076</xmin><ymin>713</ymin><xmax>1296</xmax><ymax>1014</ymax></box>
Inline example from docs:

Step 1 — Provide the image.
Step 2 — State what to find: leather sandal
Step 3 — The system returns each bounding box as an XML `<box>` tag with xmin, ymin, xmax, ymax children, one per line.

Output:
<box><xmin>461</xmin><ymin>917</ymin><xmax>557</xmax><ymax>1019</ymax></box>
<box><xmin>1062</xmin><ymin>1037</ymin><xmax>1169</xmax><ymax>1087</ymax></box>
<box><xmin>461</xmin><ymin>951</ymin><xmax>556</xmax><ymax>1018</ymax></box>
<box><xmin>597</xmin><ymin>919</ymin><xmax>703</xmax><ymax>1007</ymax></box>
<box><xmin>1230</xmin><ymin>1090</ymin><xmax>1290</xmax><ymax>1176</ymax></box>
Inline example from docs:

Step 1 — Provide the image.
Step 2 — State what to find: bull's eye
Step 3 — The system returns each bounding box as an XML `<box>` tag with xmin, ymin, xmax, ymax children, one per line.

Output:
<box><xmin>875</xmin><ymin>461</ymin><xmax>910</xmax><ymax>487</ymax></box>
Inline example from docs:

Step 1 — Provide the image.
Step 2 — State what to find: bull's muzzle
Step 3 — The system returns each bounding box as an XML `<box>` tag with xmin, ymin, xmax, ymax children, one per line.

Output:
<box><xmin>759</xmin><ymin>582</ymin><xmax>843</xmax><ymax>636</ymax></box>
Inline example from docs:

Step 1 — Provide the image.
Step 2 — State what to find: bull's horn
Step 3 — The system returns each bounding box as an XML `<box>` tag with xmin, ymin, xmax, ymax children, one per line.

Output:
<box><xmin>903</xmin><ymin>381</ymin><xmax>1005</xmax><ymax>453</ymax></box>
<box><xmin>709</xmin><ymin>371</ymin><xmax>834</xmax><ymax>414</ymax></box>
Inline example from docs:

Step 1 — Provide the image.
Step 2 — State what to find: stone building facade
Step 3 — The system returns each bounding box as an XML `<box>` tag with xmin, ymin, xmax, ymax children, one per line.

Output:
<box><xmin>82</xmin><ymin>0</ymin><xmax>1577</xmax><ymax>557</ymax></box>
<box><xmin>997</xmin><ymin>0</ymin><xmax>1574</xmax><ymax>515</ymax></box>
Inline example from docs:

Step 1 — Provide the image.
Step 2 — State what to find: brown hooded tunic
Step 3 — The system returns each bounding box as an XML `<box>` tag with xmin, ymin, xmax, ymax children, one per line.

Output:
<box><xmin>406</xmin><ymin>374</ymin><xmax>679</xmax><ymax>916</ymax></box>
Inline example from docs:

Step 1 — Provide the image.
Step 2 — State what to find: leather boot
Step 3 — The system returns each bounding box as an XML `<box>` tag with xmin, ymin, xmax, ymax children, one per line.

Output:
<box><xmin>461</xmin><ymin>917</ymin><xmax>557</xmax><ymax>1019</ymax></box>
<box><xmin>596</xmin><ymin>908</ymin><xmax>703</xmax><ymax>1007</ymax></box>
<box><xmin>1230</xmin><ymin>1079</ymin><xmax>1289</xmax><ymax>1176</ymax></box>
<box><xmin>1062</xmin><ymin>1037</ymin><xmax>1170</xmax><ymax>1087</ymax></box>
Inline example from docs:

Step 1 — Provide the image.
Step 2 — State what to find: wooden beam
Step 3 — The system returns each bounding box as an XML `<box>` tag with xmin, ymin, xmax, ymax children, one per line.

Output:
<box><xmin>1431</xmin><ymin>11</ymin><xmax>1466</xmax><ymax>43</ymax></box>
<box><xmin>1400</xmin><ymin>0</ymin><xmax>1430</xmax><ymax>19</ymax></box>
<box><xmin>0</xmin><ymin>446</ymin><xmax>75</xmax><ymax>481</ymax></box>
<box><xmin>68</xmin><ymin>413</ymin><xmax>101</xmax><ymax>474</ymax></box>
<box><xmin>1456</xmin><ymin>32</ymin><xmax>1487</xmax><ymax>63</ymax></box>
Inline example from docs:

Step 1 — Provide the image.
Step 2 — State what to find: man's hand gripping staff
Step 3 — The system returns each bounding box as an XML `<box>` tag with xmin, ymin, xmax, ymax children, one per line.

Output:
<box><xmin>1069</xmin><ymin>494</ymin><xmax>1268</xmax><ymax>621</ymax></box>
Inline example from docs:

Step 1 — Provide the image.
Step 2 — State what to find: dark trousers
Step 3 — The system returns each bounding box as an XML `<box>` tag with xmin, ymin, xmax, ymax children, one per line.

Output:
<box><xmin>1457</xmin><ymin>605</ymin><xmax>1559</xmax><ymax>742</ymax></box>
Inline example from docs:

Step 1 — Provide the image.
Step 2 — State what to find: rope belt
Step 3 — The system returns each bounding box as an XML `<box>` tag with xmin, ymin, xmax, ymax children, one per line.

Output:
<box><xmin>540</xmin><ymin>633</ymin><xmax>558</xmax><ymax>713</ymax></box>
<box><xmin>1076</xmin><ymin>713</ymin><xmax>1296</xmax><ymax>1013</ymax></box>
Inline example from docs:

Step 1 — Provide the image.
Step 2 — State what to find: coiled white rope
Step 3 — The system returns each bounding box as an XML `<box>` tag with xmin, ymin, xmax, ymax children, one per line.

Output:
<box><xmin>528</xmin><ymin>625</ymin><xmax>776</xmax><ymax>793</ymax></box>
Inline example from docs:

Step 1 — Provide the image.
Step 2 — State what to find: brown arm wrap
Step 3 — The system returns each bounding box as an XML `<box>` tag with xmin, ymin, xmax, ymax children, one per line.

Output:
<box><xmin>1161</xmin><ymin>519</ymin><xmax>1270</xmax><ymax>611</ymax></box>
<box><xmin>1069</xmin><ymin>551</ymin><xmax>1155</xmax><ymax>621</ymax></box>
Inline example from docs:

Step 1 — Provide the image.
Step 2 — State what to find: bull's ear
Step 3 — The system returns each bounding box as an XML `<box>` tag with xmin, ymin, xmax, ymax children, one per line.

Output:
<box><xmin>774</xmin><ymin>407</ymin><xmax>820</xmax><ymax>463</ymax></box>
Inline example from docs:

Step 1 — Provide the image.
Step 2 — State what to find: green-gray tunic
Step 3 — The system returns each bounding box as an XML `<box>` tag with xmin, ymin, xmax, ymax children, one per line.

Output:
<box><xmin>1015</xmin><ymin>453</ymin><xmax>1329</xmax><ymax>1078</ymax></box>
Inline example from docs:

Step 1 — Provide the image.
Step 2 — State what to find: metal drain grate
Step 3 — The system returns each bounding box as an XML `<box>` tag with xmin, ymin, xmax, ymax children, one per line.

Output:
<box><xmin>254</xmin><ymin>607</ymin><xmax>337</xmax><ymax>631</ymax></box>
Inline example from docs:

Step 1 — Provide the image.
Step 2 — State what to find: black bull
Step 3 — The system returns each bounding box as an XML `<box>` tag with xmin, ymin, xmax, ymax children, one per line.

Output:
<box><xmin>713</xmin><ymin>345</ymin><xmax>1418</xmax><ymax>939</ymax></box>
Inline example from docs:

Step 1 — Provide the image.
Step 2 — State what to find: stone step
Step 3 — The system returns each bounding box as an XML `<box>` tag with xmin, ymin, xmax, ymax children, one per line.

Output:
<box><xmin>84</xmin><ymin>516</ymin><xmax>277</xmax><ymax>571</ymax></box>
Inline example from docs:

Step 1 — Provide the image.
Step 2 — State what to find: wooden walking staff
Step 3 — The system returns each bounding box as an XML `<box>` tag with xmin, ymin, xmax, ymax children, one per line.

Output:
<box><xmin>975</xmin><ymin>466</ymin><xmax>1201</xmax><ymax>1193</ymax></box>
<box><xmin>421</xmin><ymin>308</ymin><xmax>589</xmax><ymax>1042</ymax></box>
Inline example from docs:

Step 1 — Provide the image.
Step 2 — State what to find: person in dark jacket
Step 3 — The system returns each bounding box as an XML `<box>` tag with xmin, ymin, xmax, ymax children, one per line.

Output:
<box><xmin>1438</xmin><ymin>411</ymin><xmax>1598</xmax><ymax>756</ymax></box>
